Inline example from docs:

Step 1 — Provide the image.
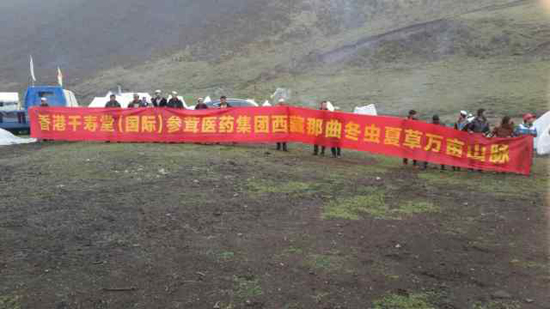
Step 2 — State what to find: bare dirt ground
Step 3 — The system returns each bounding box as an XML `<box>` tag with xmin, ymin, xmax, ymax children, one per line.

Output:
<box><xmin>0</xmin><ymin>142</ymin><xmax>548</xmax><ymax>309</ymax></box>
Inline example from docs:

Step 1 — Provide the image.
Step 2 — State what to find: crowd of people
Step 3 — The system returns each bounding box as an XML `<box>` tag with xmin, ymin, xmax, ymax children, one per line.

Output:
<box><xmin>104</xmin><ymin>90</ymin><xmax>231</xmax><ymax>110</ymax></box>
<box><xmin>39</xmin><ymin>90</ymin><xmax>541</xmax><ymax>163</ymax></box>
<box><xmin>403</xmin><ymin>108</ymin><xmax>539</xmax><ymax>171</ymax></box>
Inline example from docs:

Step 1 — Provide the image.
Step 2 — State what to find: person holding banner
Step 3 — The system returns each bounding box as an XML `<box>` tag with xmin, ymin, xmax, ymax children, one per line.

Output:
<box><xmin>195</xmin><ymin>98</ymin><xmax>208</xmax><ymax>110</ymax></box>
<box><xmin>219</xmin><ymin>96</ymin><xmax>232</xmax><ymax>108</ymax></box>
<box><xmin>167</xmin><ymin>92</ymin><xmax>185</xmax><ymax>109</ymax></box>
<box><xmin>403</xmin><ymin>110</ymin><xmax>418</xmax><ymax>167</ymax></box>
<box><xmin>423</xmin><ymin>115</ymin><xmax>445</xmax><ymax>171</ymax></box>
<box><xmin>127</xmin><ymin>94</ymin><xmax>144</xmax><ymax>108</ymax></box>
<box><xmin>276</xmin><ymin>99</ymin><xmax>289</xmax><ymax>152</ymax></box>
<box><xmin>105</xmin><ymin>94</ymin><xmax>121</xmax><ymax>108</ymax></box>
<box><xmin>514</xmin><ymin>114</ymin><xmax>537</xmax><ymax>137</ymax></box>
<box><xmin>313</xmin><ymin>101</ymin><xmax>329</xmax><ymax>156</ymax></box>
<box><xmin>454</xmin><ymin>111</ymin><xmax>469</xmax><ymax>131</ymax></box>
<box><xmin>466</xmin><ymin>109</ymin><xmax>490</xmax><ymax>135</ymax></box>
<box><xmin>491</xmin><ymin>116</ymin><xmax>515</xmax><ymax>138</ymax></box>
<box><xmin>152</xmin><ymin>90</ymin><xmax>167</xmax><ymax>108</ymax></box>
<box><xmin>39</xmin><ymin>97</ymin><xmax>49</xmax><ymax>107</ymax></box>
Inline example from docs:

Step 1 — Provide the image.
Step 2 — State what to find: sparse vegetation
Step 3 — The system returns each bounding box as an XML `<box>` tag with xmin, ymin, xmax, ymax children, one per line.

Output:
<box><xmin>233</xmin><ymin>275</ymin><xmax>263</xmax><ymax>299</ymax></box>
<box><xmin>322</xmin><ymin>190</ymin><xmax>439</xmax><ymax>220</ymax></box>
<box><xmin>473</xmin><ymin>300</ymin><xmax>521</xmax><ymax>309</ymax></box>
<box><xmin>0</xmin><ymin>295</ymin><xmax>21</xmax><ymax>309</ymax></box>
<box><xmin>372</xmin><ymin>292</ymin><xmax>436</xmax><ymax>309</ymax></box>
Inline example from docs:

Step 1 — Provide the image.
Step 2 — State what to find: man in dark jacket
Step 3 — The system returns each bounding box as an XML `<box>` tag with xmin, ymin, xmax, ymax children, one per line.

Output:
<box><xmin>466</xmin><ymin>108</ymin><xmax>490</xmax><ymax>135</ymax></box>
<box><xmin>167</xmin><ymin>92</ymin><xmax>185</xmax><ymax>109</ymax></box>
<box><xmin>127</xmin><ymin>93</ymin><xmax>144</xmax><ymax>108</ymax></box>
<box><xmin>423</xmin><ymin>115</ymin><xmax>446</xmax><ymax>171</ymax></box>
<box><xmin>219</xmin><ymin>96</ymin><xmax>232</xmax><ymax>108</ymax></box>
<box><xmin>276</xmin><ymin>99</ymin><xmax>289</xmax><ymax>152</ymax></box>
<box><xmin>313</xmin><ymin>101</ymin><xmax>327</xmax><ymax>156</ymax></box>
<box><xmin>195</xmin><ymin>98</ymin><xmax>208</xmax><ymax>110</ymax></box>
<box><xmin>151</xmin><ymin>90</ymin><xmax>167</xmax><ymax>107</ymax></box>
<box><xmin>105</xmin><ymin>94</ymin><xmax>121</xmax><ymax>108</ymax></box>
<box><xmin>403</xmin><ymin>110</ymin><xmax>418</xmax><ymax>166</ymax></box>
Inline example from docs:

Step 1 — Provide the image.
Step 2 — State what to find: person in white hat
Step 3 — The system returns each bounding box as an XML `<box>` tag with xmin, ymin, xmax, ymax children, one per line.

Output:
<box><xmin>167</xmin><ymin>91</ymin><xmax>184</xmax><ymax>109</ymax></box>
<box><xmin>454</xmin><ymin>110</ymin><xmax>469</xmax><ymax>131</ymax></box>
<box><xmin>276</xmin><ymin>98</ymin><xmax>288</xmax><ymax>152</ymax></box>
<box><xmin>151</xmin><ymin>90</ymin><xmax>167</xmax><ymax>107</ymax></box>
<box><xmin>39</xmin><ymin>97</ymin><xmax>49</xmax><ymax>107</ymax></box>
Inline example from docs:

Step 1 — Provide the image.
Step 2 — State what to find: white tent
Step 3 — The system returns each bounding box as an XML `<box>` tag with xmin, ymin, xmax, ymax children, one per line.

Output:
<box><xmin>354</xmin><ymin>104</ymin><xmax>378</xmax><ymax>116</ymax></box>
<box><xmin>536</xmin><ymin>123</ymin><xmax>550</xmax><ymax>155</ymax></box>
<box><xmin>246</xmin><ymin>99</ymin><xmax>259</xmax><ymax>107</ymax></box>
<box><xmin>88</xmin><ymin>92</ymin><xmax>152</xmax><ymax>108</ymax></box>
<box><xmin>0</xmin><ymin>128</ymin><xmax>36</xmax><ymax>146</ymax></box>
<box><xmin>534</xmin><ymin>111</ymin><xmax>550</xmax><ymax>153</ymax></box>
<box><xmin>204</xmin><ymin>96</ymin><xmax>212</xmax><ymax>103</ymax></box>
<box><xmin>0</xmin><ymin>93</ymin><xmax>20</xmax><ymax>111</ymax></box>
<box><xmin>326</xmin><ymin>101</ymin><xmax>337</xmax><ymax>112</ymax></box>
<box><xmin>262</xmin><ymin>100</ymin><xmax>271</xmax><ymax>107</ymax></box>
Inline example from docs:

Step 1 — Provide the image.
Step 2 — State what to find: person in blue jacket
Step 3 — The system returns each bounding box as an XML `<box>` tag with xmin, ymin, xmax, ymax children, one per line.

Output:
<box><xmin>514</xmin><ymin>113</ymin><xmax>537</xmax><ymax>137</ymax></box>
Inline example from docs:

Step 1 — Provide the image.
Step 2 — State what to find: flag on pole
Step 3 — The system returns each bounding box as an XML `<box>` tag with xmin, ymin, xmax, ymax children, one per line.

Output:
<box><xmin>57</xmin><ymin>66</ymin><xmax>63</xmax><ymax>87</ymax></box>
<box><xmin>30</xmin><ymin>55</ymin><xmax>36</xmax><ymax>82</ymax></box>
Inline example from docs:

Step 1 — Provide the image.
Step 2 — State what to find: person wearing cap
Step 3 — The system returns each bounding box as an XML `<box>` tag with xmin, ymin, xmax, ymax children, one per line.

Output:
<box><xmin>195</xmin><ymin>98</ymin><xmax>208</xmax><ymax>110</ymax></box>
<box><xmin>167</xmin><ymin>92</ymin><xmax>185</xmax><ymax>109</ymax></box>
<box><xmin>151</xmin><ymin>90</ymin><xmax>167</xmax><ymax>107</ymax></box>
<box><xmin>39</xmin><ymin>97</ymin><xmax>49</xmax><ymax>107</ymax></box>
<box><xmin>219</xmin><ymin>96</ymin><xmax>232</xmax><ymax>108</ymax></box>
<box><xmin>276</xmin><ymin>98</ymin><xmax>289</xmax><ymax>152</ymax></box>
<box><xmin>514</xmin><ymin>114</ymin><xmax>537</xmax><ymax>137</ymax></box>
<box><xmin>105</xmin><ymin>94</ymin><xmax>121</xmax><ymax>108</ymax></box>
<box><xmin>127</xmin><ymin>93</ymin><xmax>144</xmax><ymax>108</ymax></box>
<box><xmin>454</xmin><ymin>111</ymin><xmax>469</xmax><ymax>131</ymax></box>
<box><xmin>403</xmin><ymin>110</ymin><xmax>419</xmax><ymax>166</ymax></box>
<box><xmin>465</xmin><ymin>108</ymin><xmax>490</xmax><ymax>135</ymax></box>
<box><xmin>423</xmin><ymin>115</ymin><xmax>446</xmax><ymax>171</ymax></box>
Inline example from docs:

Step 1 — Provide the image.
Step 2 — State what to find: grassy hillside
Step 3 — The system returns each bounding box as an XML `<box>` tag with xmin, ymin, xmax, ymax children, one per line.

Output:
<box><xmin>71</xmin><ymin>0</ymin><xmax>549</xmax><ymax>120</ymax></box>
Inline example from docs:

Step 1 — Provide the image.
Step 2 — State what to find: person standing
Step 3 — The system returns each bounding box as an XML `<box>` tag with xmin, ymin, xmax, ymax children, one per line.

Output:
<box><xmin>403</xmin><ymin>110</ymin><xmax>418</xmax><ymax>166</ymax></box>
<box><xmin>105</xmin><ymin>94</ymin><xmax>121</xmax><ymax>108</ymax></box>
<box><xmin>167</xmin><ymin>92</ymin><xmax>185</xmax><ymax>109</ymax></box>
<box><xmin>313</xmin><ymin>101</ymin><xmax>328</xmax><ymax>156</ymax></box>
<box><xmin>454</xmin><ymin>110</ymin><xmax>469</xmax><ymax>131</ymax></box>
<box><xmin>151</xmin><ymin>90</ymin><xmax>167</xmax><ymax>107</ymax></box>
<box><xmin>514</xmin><ymin>113</ymin><xmax>537</xmax><ymax>137</ymax></box>
<box><xmin>141</xmin><ymin>97</ymin><xmax>150</xmax><ymax>107</ymax></box>
<box><xmin>423</xmin><ymin>115</ymin><xmax>445</xmax><ymax>171</ymax></box>
<box><xmin>39</xmin><ymin>97</ymin><xmax>49</xmax><ymax>107</ymax></box>
<box><xmin>127</xmin><ymin>93</ymin><xmax>143</xmax><ymax>108</ymax></box>
<box><xmin>194</xmin><ymin>98</ymin><xmax>208</xmax><ymax>110</ymax></box>
<box><xmin>466</xmin><ymin>108</ymin><xmax>490</xmax><ymax>135</ymax></box>
<box><xmin>276</xmin><ymin>98</ymin><xmax>289</xmax><ymax>152</ymax></box>
<box><xmin>491</xmin><ymin>116</ymin><xmax>515</xmax><ymax>138</ymax></box>
<box><xmin>219</xmin><ymin>96</ymin><xmax>232</xmax><ymax>108</ymax></box>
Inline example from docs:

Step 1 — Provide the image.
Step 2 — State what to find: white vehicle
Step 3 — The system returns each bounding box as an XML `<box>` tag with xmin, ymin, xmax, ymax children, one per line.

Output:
<box><xmin>0</xmin><ymin>93</ymin><xmax>20</xmax><ymax>111</ymax></box>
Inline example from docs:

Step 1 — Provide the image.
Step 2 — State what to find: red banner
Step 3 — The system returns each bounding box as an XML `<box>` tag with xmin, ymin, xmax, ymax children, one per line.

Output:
<box><xmin>29</xmin><ymin>107</ymin><xmax>534</xmax><ymax>175</ymax></box>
